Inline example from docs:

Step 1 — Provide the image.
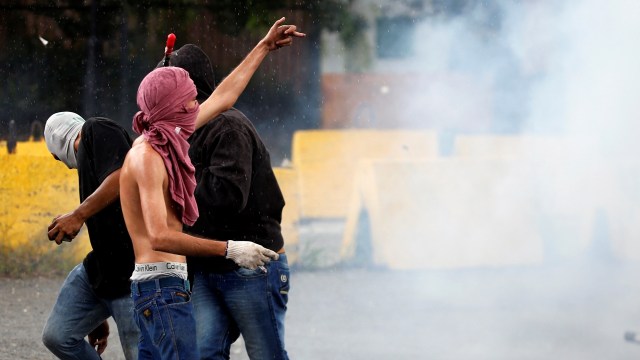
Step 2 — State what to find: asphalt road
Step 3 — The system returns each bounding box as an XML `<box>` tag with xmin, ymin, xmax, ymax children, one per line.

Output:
<box><xmin>2</xmin><ymin>261</ymin><xmax>640</xmax><ymax>359</ymax></box>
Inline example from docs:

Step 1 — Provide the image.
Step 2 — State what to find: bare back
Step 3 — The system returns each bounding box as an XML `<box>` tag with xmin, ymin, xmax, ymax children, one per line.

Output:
<box><xmin>120</xmin><ymin>137</ymin><xmax>186</xmax><ymax>264</ymax></box>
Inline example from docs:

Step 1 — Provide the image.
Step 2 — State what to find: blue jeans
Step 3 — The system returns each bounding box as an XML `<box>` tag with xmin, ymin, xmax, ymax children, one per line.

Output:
<box><xmin>192</xmin><ymin>254</ymin><xmax>290</xmax><ymax>360</ymax></box>
<box><xmin>42</xmin><ymin>263</ymin><xmax>139</xmax><ymax>360</ymax></box>
<box><xmin>131</xmin><ymin>276</ymin><xmax>199</xmax><ymax>360</ymax></box>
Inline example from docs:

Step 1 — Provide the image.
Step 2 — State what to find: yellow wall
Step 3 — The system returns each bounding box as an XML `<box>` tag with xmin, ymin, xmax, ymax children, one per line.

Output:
<box><xmin>9</xmin><ymin>134</ymin><xmax>635</xmax><ymax>271</ymax></box>
<box><xmin>0</xmin><ymin>140</ymin><xmax>53</xmax><ymax>157</ymax></box>
<box><xmin>0</xmin><ymin>141</ymin><xmax>91</xmax><ymax>264</ymax></box>
<box><xmin>0</xmin><ymin>142</ymin><xmax>303</xmax><ymax>267</ymax></box>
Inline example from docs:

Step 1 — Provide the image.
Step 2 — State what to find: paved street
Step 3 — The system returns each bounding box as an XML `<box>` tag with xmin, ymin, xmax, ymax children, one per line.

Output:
<box><xmin>2</xmin><ymin>261</ymin><xmax>640</xmax><ymax>359</ymax></box>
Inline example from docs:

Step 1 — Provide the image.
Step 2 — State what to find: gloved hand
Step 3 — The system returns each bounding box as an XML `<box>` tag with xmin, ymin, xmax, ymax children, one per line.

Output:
<box><xmin>225</xmin><ymin>240</ymin><xmax>279</xmax><ymax>270</ymax></box>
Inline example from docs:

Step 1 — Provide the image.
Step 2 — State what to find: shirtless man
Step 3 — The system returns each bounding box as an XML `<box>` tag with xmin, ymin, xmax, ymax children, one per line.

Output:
<box><xmin>119</xmin><ymin>18</ymin><xmax>304</xmax><ymax>359</ymax></box>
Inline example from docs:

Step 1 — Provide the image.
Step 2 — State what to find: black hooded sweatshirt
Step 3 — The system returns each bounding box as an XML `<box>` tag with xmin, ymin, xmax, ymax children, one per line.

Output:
<box><xmin>167</xmin><ymin>44</ymin><xmax>285</xmax><ymax>273</ymax></box>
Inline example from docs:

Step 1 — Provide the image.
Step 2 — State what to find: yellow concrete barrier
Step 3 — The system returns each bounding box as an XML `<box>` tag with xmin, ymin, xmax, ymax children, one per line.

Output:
<box><xmin>599</xmin><ymin>160</ymin><xmax>640</xmax><ymax>261</ymax></box>
<box><xmin>341</xmin><ymin>159</ymin><xmax>544</xmax><ymax>269</ymax></box>
<box><xmin>291</xmin><ymin>129</ymin><xmax>439</xmax><ymax>219</ymax></box>
<box><xmin>452</xmin><ymin>134</ymin><xmax>565</xmax><ymax>160</ymax></box>
<box><xmin>273</xmin><ymin>167</ymin><xmax>300</xmax><ymax>265</ymax></box>
<box><xmin>452</xmin><ymin>134</ymin><xmax>599</xmax><ymax>261</ymax></box>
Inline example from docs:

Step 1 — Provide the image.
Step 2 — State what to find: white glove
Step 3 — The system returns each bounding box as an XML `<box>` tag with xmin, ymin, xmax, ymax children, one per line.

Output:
<box><xmin>225</xmin><ymin>240</ymin><xmax>279</xmax><ymax>270</ymax></box>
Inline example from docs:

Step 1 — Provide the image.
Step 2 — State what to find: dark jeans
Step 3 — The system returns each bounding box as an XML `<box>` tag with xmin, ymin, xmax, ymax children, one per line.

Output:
<box><xmin>131</xmin><ymin>276</ymin><xmax>199</xmax><ymax>360</ymax></box>
<box><xmin>42</xmin><ymin>263</ymin><xmax>138</xmax><ymax>360</ymax></box>
<box><xmin>192</xmin><ymin>254</ymin><xmax>290</xmax><ymax>360</ymax></box>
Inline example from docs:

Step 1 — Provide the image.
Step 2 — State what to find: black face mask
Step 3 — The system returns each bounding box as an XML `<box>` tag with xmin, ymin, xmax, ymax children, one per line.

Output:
<box><xmin>156</xmin><ymin>44</ymin><xmax>216</xmax><ymax>103</ymax></box>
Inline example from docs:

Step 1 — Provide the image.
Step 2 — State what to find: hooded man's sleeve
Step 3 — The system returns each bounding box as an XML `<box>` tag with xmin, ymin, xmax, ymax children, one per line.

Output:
<box><xmin>194</xmin><ymin>127</ymin><xmax>253</xmax><ymax>213</ymax></box>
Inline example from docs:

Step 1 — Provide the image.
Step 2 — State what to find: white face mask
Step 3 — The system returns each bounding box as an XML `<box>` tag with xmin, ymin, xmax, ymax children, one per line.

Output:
<box><xmin>44</xmin><ymin>112</ymin><xmax>85</xmax><ymax>169</ymax></box>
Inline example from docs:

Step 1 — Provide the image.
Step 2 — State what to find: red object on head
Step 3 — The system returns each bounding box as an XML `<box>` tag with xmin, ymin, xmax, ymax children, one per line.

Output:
<box><xmin>166</xmin><ymin>33</ymin><xmax>176</xmax><ymax>50</ymax></box>
<box><xmin>163</xmin><ymin>33</ymin><xmax>176</xmax><ymax>66</ymax></box>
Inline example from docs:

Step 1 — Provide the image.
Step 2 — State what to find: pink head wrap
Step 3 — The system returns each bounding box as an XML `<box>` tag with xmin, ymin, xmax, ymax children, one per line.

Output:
<box><xmin>133</xmin><ymin>66</ymin><xmax>200</xmax><ymax>226</ymax></box>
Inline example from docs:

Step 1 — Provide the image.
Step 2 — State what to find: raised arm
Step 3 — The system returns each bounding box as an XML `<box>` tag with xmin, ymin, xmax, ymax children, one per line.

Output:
<box><xmin>195</xmin><ymin>17</ymin><xmax>306</xmax><ymax>130</ymax></box>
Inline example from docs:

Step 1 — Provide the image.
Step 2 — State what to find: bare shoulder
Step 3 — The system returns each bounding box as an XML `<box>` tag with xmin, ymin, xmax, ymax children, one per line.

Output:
<box><xmin>124</xmin><ymin>138</ymin><xmax>165</xmax><ymax>180</ymax></box>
